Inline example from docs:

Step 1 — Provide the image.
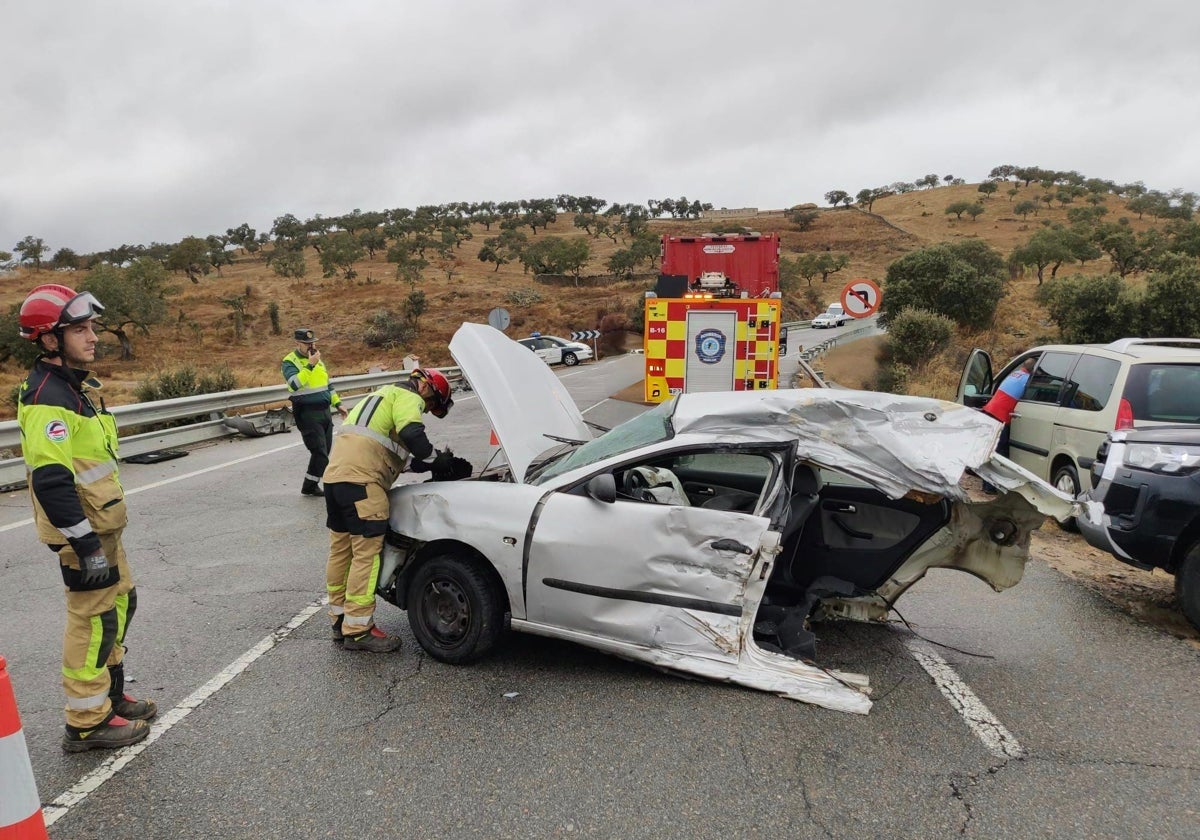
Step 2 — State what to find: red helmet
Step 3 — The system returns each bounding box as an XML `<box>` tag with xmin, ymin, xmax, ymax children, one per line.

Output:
<box><xmin>413</xmin><ymin>368</ymin><xmax>453</xmax><ymax>418</ymax></box>
<box><xmin>19</xmin><ymin>284</ymin><xmax>105</xmax><ymax>341</ymax></box>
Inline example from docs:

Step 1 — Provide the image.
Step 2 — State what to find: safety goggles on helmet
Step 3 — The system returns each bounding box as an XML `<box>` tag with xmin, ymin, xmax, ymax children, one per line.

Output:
<box><xmin>60</xmin><ymin>292</ymin><xmax>105</xmax><ymax>325</ymax></box>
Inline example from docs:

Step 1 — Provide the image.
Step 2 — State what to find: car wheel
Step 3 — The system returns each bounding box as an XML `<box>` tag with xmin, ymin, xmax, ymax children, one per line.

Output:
<box><xmin>1051</xmin><ymin>462</ymin><xmax>1081</xmax><ymax>532</ymax></box>
<box><xmin>1177</xmin><ymin>542</ymin><xmax>1200</xmax><ymax>631</ymax></box>
<box><xmin>406</xmin><ymin>553</ymin><xmax>505</xmax><ymax>664</ymax></box>
<box><xmin>562</xmin><ymin>351</ymin><xmax>579</xmax><ymax>366</ymax></box>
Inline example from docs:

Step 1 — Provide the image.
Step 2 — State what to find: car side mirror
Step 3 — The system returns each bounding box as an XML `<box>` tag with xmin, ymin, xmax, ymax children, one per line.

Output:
<box><xmin>585</xmin><ymin>473</ymin><xmax>616</xmax><ymax>503</ymax></box>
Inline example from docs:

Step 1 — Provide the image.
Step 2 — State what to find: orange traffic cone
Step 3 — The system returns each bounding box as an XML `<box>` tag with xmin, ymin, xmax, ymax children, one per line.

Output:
<box><xmin>0</xmin><ymin>656</ymin><xmax>50</xmax><ymax>839</ymax></box>
<box><xmin>489</xmin><ymin>429</ymin><xmax>499</xmax><ymax>446</ymax></box>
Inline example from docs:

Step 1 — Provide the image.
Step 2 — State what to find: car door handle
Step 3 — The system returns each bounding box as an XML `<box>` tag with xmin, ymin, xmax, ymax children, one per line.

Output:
<box><xmin>1009</xmin><ymin>412</ymin><xmax>1021</xmax><ymax>419</ymax></box>
<box><xmin>831</xmin><ymin>514</ymin><xmax>873</xmax><ymax>540</ymax></box>
<box><xmin>695</xmin><ymin>487</ymin><xmax>715</xmax><ymax>496</ymax></box>
<box><xmin>826</xmin><ymin>502</ymin><xmax>856</xmax><ymax>513</ymax></box>
<box><xmin>710</xmin><ymin>538</ymin><xmax>752</xmax><ymax>554</ymax></box>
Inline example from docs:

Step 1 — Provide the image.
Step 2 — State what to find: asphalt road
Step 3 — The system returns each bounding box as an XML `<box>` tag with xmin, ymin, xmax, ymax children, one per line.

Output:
<box><xmin>2</xmin><ymin>349</ymin><xmax>1197</xmax><ymax>839</ymax></box>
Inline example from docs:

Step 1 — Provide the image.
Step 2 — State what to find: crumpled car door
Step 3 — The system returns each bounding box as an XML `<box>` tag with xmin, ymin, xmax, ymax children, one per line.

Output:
<box><xmin>525</xmin><ymin>490</ymin><xmax>772</xmax><ymax>660</ymax></box>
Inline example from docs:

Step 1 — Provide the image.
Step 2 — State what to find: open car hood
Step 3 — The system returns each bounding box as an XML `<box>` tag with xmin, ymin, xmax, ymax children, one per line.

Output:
<box><xmin>449</xmin><ymin>323</ymin><xmax>591</xmax><ymax>482</ymax></box>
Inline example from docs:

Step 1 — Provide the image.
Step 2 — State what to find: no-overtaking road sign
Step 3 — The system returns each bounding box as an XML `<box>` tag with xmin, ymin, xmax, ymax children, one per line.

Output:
<box><xmin>571</xmin><ymin>330</ymin><xmax>601</xmax><ymax>340</ymax></box>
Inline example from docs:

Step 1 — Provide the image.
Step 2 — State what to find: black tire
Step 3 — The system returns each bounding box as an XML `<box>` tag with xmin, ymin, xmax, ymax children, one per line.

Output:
<box><xmin>1177</xmin><ymin>542</ymin><xmax>1200</xmax><ymax>631</ymax></box>
<box><xmin>406</xmin><ymin>553</ymin><xmax>505</xmax><ymax>664</ymax></box>
<box><xmin>1051</xmin><ymin>462</ymin><xmax>1081</xmax><ymax>532</ymax></box>
<box><xmin>562</xmin><ymin>351</ymin><xmax>579</xmax><ymax>366</ymax></box>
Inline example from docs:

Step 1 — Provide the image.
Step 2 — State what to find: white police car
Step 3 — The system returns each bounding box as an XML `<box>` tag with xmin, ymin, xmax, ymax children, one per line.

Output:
<box><xmin>516</xmin><ymin>333</ymin><xmax>593</xmax><ymax>366</ymax></box>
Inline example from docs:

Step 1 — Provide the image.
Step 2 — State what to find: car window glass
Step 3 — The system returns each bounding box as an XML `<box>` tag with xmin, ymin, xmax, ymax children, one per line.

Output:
<box><xmin>1124</xmin><ymin>364</ymin><xmax>1200</xmax><ymax>423</ymax></box>
<box><xmin>618</xmin><ymin>451</ymin><xmax>774</xmax><ymax>508</ymax></box>
<box><xmin>1064</xmin><ymin>354</ymin><xmax>1121</xmax><ymax>412</ymax></box>
<box><xmin>1024</xmin><ymin>352</ymin><xmax>1078</xmax><ymax>404</ymax></box>
<box><xmin>963</xmin><ymin>352</ymin><xmax>992</xmax><ymax>396</ymax></box>
<box><xmin>677</xmin><ymin>452</ymin><xmax>773</xmax><ymax>477</ymax></box>
<box><xmin>536</xmin><ymin>401</ymin><xmax>676</xmax><ymax>483</ymax></box>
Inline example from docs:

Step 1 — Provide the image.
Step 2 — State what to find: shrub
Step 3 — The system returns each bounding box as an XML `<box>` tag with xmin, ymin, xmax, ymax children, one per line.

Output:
<box><xmin>1035</xmin><ymin>273</ymin><xmax>1140</xmax><ymax>343</ymax></box>
<box><xmin>880</xmin><ymin>242</ymin><xmax>1006</xmax><ymax>329</ymax></box>
<box><xmin>505</xmin><ymin>288</ymin><xmax>543</xmax><ymax>307</ymax></box>
<box><xmin>874</xmin><ymin>361</ymin><xmax>911</xmax><ymax>395</ymax></box>
<box><xmin>626</xmin><ymin>297</ymin><xmax>646</xmax><ymax>334</ymax></box>
<box><xmin>134</xmin><ymin>365</ymin><xmax>238</xmax><ymax>403</ymax></box>
<box><xmin>363</xmin><ymin>309</ymin><xmax>416</xmax><ymax>349</ymax></box>
<box><xmin>885</xmin><ymin>308</ymin><xmax>955</xmax><ymax>368</ymax></box>
<box><xmin>598</xmin><ymin>311</ymin><xmax>628</xmax><ymax>355</ymax></box>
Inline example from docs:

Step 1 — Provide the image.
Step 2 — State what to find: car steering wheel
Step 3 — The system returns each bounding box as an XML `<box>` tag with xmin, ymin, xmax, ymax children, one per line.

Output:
<box><xmin>623</xmin><ymin>469</ymin><xmax>652</xmax><ymax>501</ymax></box>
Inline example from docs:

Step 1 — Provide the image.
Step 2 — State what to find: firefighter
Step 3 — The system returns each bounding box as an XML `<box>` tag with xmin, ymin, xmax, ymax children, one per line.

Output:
<box><xmin>16</xmin><ymin>284</ymin><xmax>158</xmax><ymax>752</ymax></box>
<box><xmin>282</xmin><ymin>328</ymin><xmax>347</xmax><ymax>496</ymax></box>
<box><xmin>322</xmin><ymin>368</ymin><xmax>456</xmax><ymax>651</ymax></box>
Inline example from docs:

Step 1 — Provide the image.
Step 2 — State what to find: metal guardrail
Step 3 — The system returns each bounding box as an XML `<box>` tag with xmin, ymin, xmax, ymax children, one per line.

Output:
<box><xmin>799</xmin><ymin>323</ymin><xmax>876</xmax><ymax>363</ymax></box>
<box><xmin>0</xmin><ymin>367</ymin><xmax>464</xmax><ymax>489</ymax></box>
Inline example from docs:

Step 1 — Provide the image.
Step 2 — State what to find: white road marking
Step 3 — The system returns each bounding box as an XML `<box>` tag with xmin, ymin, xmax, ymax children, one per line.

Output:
<box><xmin>905</xmin><ymin>639</ymin><xmax>1026</xmax><ymax>759</ymax></box>
<box><xmin>41</xmin><ymin>598</ymin><xmax>325</xmax><ymax>827</ymax></box>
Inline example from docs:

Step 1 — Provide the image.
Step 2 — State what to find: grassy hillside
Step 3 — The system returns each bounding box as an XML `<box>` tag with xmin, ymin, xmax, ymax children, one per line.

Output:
<box><xmin>0</xmin><ymin>182</ymin><xmax>1164</xmax><ymax>418</ymax></box>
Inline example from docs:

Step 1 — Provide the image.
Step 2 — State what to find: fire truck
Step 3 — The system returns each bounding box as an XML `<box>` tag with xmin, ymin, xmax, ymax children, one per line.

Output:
<box><xmin>644</xmin><ymin>233</ymin><xmax>783</xmax><ymax>403</ymax></box>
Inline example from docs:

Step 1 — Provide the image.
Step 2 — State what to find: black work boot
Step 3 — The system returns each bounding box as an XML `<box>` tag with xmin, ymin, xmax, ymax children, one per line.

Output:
<box><xmin>301</xmin><ymin>480</ymin><xmax>324</xmax><ymax>496</ymax></box>
<box><xmin>108</xmin><ymin>663</ymin><xmax>157</xmax><ymax>721</ymax></box>
<box><xmin>331</xmin><ymin>615</ymin><xmax>344</xmax><ymax>645</ymax></box>
<box><xmin>342</xmin><ymin>626</ymin><xmax>403</xmax><ymax>653</ymax></box>
<box><xmin>63</xmin><ymin>716</ymin><xmax>150</xmax><ymax>753</ymax></box>
<box><xmin>111</xmin><ymin>693</ymin><xmax>158</xmax><ymax>721</ymax></box>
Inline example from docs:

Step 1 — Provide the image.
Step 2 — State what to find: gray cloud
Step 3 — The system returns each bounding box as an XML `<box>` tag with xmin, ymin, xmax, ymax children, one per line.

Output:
<box><xmin>2</xmin><ymin>0</ymin><xmax>1198</xmax><ymax>253</ymax></box>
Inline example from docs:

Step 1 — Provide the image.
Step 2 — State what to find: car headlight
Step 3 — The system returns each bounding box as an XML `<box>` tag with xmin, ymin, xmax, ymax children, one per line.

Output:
<box><xmin>1123</xmin><ymin>442</ymin><xmax>1200</xmax><ymax>473</ymax></box>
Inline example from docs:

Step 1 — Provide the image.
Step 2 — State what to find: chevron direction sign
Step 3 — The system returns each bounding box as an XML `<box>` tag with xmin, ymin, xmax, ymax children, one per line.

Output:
<box><xmin>571</xmin><ymin>330</ymin><xmax>601</xmax><ymax>341</ymax></box>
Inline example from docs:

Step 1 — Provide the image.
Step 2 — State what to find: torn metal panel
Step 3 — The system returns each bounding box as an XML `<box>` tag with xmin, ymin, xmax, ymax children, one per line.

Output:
<box><xmin>511</xmin><ymin>618</ymin><xmax>874</xmax><ymax>715</ymax></box>
<box><xmin>815</xmin><ymin>491</ymin><xmax>1049</xmax><ymax>622</ymax></box>
<box><xmin>672</xmin><ymin>390</ymin><xmax>997</xmax><ymax>498</ymax></box>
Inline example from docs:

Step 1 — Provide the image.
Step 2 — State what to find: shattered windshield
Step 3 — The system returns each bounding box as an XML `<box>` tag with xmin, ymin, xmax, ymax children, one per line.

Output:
<box><xmin>535</xmin><ymin>400</ymin><xmax>676</xmax><ymax>483</ymax></box>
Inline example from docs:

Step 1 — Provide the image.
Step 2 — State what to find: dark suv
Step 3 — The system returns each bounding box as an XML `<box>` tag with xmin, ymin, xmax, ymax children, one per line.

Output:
<box><xmin>1078</xmin><ymin>425</ymin><xmax>1200</xmax><ymax>630</ymax></box>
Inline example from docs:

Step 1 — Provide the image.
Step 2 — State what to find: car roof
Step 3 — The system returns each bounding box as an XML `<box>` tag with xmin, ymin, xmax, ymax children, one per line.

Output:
<box><xmin>1023</xmin><ymin>338</ymin><xmax>1200</xmax><ymax>363</ymax></box>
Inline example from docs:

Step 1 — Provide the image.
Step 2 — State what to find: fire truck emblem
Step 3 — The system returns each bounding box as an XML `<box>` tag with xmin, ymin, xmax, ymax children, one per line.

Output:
<box><xmin>694</xmin><ymin>328</ymin><xmax>727</xmax><ymax>365</ymax></box>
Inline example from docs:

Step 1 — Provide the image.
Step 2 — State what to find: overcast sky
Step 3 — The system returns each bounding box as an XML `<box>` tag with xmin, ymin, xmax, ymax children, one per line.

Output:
<box><xmin>3</xmin><ymin>0</ymin><xmax>1199</xmax><ymax>254</ymax></box>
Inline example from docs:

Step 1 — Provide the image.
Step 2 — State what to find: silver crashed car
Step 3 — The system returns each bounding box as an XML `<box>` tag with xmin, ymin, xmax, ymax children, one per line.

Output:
<box><xmin>378</xmin><ymin>324</ymin><xmax>1077</xmax><ymax>714</ymax></box>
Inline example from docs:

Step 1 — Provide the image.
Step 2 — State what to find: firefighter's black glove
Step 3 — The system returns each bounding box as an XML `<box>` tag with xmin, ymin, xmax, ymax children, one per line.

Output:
<box><xmin>79</xmin><ymin>550</ymin><xmax>112</xmax><ymax>586</ymax></box>
<box><xmin>411</xmin><ymin>449</ymin><xmax>473</xmax><ymax>480</ymax></box>
<box><xmin>429</xmin><ymin>449</ymin><xmax>473</xmax><ymax>481</ymax></box>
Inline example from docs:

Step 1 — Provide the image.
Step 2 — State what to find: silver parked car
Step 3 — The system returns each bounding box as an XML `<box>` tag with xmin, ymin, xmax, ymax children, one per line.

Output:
<box><xmin>377</xmin><ymin>324</ymin><xmax>1076</xmax><ymax>714</ymax></box>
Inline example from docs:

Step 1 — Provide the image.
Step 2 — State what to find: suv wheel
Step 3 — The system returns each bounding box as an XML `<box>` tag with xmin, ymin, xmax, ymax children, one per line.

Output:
<box><xmin>1177</xmin><ymin>542</ymin><xmax>1200</xmax><ymax>631</ymax></box>
<box><xmin>407</xmin><ymin>553</ymin><xmax>506</xmax><ymax>664</ymax></box>
<box><xmin>562</xmin><ymin>351</ymin><xmax>579</xmax><ymax>366</ymax></box>
<box><xmin>1051</xmin><ymin>462</ymin><xmax>1081</xmax><ymax>532</ymax></box>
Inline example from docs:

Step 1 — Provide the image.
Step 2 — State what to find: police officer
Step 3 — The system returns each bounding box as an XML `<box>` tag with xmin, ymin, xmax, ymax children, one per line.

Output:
<box><xmin>282</xmin><ymin>328</ymin><xmax>347</xmax><ymax>496</ymax></box>
<box><xmin>323</xmin><ymin>368</ymin><xmax>454</xmax><ymax>651</ymax></box>
<box><xmin>16</xmin><ymin>284</ymin><xmax>158</xmax><ymax>752</ymax></box>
